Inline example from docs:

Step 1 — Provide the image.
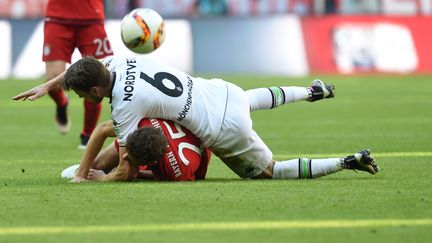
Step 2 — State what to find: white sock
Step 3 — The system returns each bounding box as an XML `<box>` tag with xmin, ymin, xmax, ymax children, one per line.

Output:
<box><xmin>272</xmin><ymin>158</ymin><xmax>343</xmax><ymax>179</ymax></box>
<box><xmin>246</xmin><ymin>87</ymin><xmax>310</xmax><ymax>112</ymax></box>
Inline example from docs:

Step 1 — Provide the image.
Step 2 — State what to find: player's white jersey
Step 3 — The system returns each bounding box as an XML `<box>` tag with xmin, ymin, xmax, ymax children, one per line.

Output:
<box><xmin>102</xmin><ymin>55</ymin><xmax>228</xmax><ymax>147</ymax></box>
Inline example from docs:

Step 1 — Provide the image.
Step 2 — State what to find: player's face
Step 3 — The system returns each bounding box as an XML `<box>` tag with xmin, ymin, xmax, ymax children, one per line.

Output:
<box><xmin>74</xmin><ymin>89</ymin><xmax>103</xmax><ymax>103</ymax></box>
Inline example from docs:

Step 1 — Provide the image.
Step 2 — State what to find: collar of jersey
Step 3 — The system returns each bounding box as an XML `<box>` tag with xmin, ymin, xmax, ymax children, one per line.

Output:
<box><xmin>109</xmin><ymin>71</ymin><xmax>117</xmax><ymax>104</ymax></box>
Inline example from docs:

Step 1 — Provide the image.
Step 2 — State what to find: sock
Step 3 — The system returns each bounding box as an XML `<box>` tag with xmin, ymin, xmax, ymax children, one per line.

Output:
<box><xmin>82</xmin><ymin>100</ymin><xmax>102</xmax><ymax>136</ymax></box>
<box><xmin>246</xmin><ymin>87</ymin><xmax>310</xmax><ymax>112</ymax></box>
<box><xmin>272</xmin><ymin>158</ymin><xmax>343</xmax><ymax>179</ymax></box>
<box><xmin>48</xmin><ymin>88</ymin><xmax>68</xmax><ymax>107</ymax></box>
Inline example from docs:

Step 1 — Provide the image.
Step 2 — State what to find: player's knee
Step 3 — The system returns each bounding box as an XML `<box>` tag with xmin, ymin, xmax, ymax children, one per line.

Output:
<box><xmin>252</xmin><ymin>161</ymin><xmax>274</xmax><ymax>179</ymax></box>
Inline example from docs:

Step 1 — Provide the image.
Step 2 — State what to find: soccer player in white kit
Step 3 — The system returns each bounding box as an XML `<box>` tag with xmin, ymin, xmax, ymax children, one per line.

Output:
<box><xmin>13</xmin><ymin>56</ymin><xmax>379</xmax><ymax>181</ymax></box>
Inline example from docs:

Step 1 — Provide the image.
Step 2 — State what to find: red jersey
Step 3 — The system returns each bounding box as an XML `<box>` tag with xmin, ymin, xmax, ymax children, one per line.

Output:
<box><xmin>115</xmin><ymin>119</ymin><xmax>211</xmax><ymax>181</ymax></box>
<box><xmin>45</xmin><ymin>0</ymin><xmax>104</xmax><ymax>21</ymax></box>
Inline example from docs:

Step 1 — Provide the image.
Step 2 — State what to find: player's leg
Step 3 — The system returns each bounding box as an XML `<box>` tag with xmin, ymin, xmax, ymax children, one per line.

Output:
<box><xmin>45</xmin><ymin>61</ymin><xmax>70</xmax><ymax>133</ymax></box>
<box><xmin>43</xmin><ymin>22</ymin><xmax>74</xmax><ymax>133</ymax></box>
<box><xmin>213</xmin><ymin>82</ymin><xmax>378</xmax><ymax>179</ymax></box>
<box><xmin>246</xmin><ymin>79</ymin><xmax>335</xmax><ymax>112</ymax></box>
<box><xmin>76</xmin><ymin>24</ymin><xmax>113</xmax><ymax>149</ymax></box>
<box><xmin>270</xmin><ymin>149</ymin><xmax>379</xmax><ymax>179</ymax></box>
<box><xmin>209</xmin><ymin>82</ymin><xmax>273</xmax><ymax>178</ymax></box>
<box><xmin>271</xmin><ymin>158</ymin><xmax>343</xmax><ymax>179</ymax></box>
<box><xmin>79</xmin><ymin>100</ymin><xmax>102</xmax><ymax>149</ymax></box>
<box><xmin>211</xmin><ymin>81</ymin><xmax>379</xmax><ymax>180</ymax></box>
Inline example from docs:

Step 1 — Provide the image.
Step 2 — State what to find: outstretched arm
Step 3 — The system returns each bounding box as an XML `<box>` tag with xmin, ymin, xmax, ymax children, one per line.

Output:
<box><xmin>12</xmin><ymin>71</ymin><xmax>66</xmax><ymax>101</ymax></box>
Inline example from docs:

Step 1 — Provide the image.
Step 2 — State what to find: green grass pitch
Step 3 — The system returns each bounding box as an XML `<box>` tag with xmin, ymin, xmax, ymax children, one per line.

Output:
<box><xmin>0</xmin><ymin>75</ymin><xmax>431</xmax><ymax>242</ymax></box>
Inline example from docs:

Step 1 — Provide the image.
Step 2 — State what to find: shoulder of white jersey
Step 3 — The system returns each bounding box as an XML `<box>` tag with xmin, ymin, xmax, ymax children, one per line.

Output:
<box><xmin>99</xmin><ymin>55</ymin><xmax>137</xmax><ymax>68</ymax></box>
<box><xmin>99</xmin><ymin>55</ymin><xmax>113</xmax><ymax>66</ymax></box>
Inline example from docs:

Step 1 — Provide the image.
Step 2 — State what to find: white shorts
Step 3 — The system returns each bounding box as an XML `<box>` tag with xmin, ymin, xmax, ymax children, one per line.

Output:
<box><xmin>209</xmin><ymin>82</ymin><xmax>273</xmax><ymax>178</ymax></box>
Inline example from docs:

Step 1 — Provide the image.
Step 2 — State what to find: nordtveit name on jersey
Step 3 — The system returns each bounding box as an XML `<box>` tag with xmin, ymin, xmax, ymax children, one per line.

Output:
<box><xmin>123</xmin><ymin>58</ymin><xmax>137</xmax><ymax>101</ymax></box>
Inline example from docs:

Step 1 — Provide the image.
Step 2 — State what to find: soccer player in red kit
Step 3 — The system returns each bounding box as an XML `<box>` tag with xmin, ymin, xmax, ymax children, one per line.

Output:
<box><xmin>115</xmin><ymin>118</ymin><xmax>211</xmax><ymax>181</ymax></box>
<box><xmin>43</xmin><ymin>0</ymin><xmax>113</xmax><ymax>148</ymax></box>
<box><xmin>61</xmin><ymin>118</ymin><xmax>211</xmax><ymax>181</ymax></box>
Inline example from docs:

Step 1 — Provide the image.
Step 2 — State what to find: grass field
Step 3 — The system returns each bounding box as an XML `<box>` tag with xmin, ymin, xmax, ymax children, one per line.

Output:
<box><xmin>0</xmin><ymin>75</ymin><xmax>431</xmax><ymax>243</ymax></box>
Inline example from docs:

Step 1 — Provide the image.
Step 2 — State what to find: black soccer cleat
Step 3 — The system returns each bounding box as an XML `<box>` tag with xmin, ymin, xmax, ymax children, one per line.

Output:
<box><xmin>56</xmin><ymin>102</ymin><xmax>70</xmax><ymax>134</ymax></box>
<box><xmin>343</xmin><ymin>149</ymin><xmax>379</xmax><ymax>174</ymax></box>
<box><xmin>307</xmin><ymin>79</ymin><xmax>335</xmax><ymax>102</ymax></box>
<box><xmin>78</xmin><ymin>133</ymin><xmax>90</xmax><ymax>150</ymax></box>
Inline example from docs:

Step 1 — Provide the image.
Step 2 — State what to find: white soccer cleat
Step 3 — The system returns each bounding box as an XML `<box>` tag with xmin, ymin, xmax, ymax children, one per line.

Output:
<box><xmin>60</xmin><ymin>164</ymin><xmax>80</xmax><ymax>179</ymax></box>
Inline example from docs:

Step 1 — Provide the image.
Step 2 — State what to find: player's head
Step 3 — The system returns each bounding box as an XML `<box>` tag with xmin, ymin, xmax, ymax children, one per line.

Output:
<box><xmin>62</xmin><ymin>57</ymin><xmax>111</xmax><ymax>103</ymax></box>
<box><xmin>125</xmin><ymin>126</ymin><xmax>168</xmax><ymax>166</ymax></box>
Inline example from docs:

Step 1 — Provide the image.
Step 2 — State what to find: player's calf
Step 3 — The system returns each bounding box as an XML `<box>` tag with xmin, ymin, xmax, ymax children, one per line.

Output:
<box><xmin>78</xmin><ymin>133</ymin><xmax>90</xmax><ymax>150</ymax></box>
<box><xmin>56</xmin><ymin>101</ymin><xmax>70</xmax><ymax>134</ymax></box>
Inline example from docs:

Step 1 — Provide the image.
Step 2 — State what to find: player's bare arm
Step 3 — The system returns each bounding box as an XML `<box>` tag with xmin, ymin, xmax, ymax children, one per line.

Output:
<box><xmin>13</xmin><ymin>70</ymin><xmax>66</xmax><ymax>101</ymax></box>
<box><xmin>92</xmin><ymin>142</ymin><xmax>120</xmax><ymax>172</ymax></box>
<box><xmin>92</xmin><ymin>147</ymin><xmax>139</xmax><ymax>181</ymax></box>
<box><xmin>72</xmin><ymin>120</ymin><xmax>117</xmax><ymax>183</ymax></box>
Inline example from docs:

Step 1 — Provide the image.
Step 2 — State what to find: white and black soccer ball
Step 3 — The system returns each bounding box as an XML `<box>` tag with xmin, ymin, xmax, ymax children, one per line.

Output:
<box><xmin>120</xmin><ymin>8</ymin><xmax>165</xmax><ymax>54</ymax></box>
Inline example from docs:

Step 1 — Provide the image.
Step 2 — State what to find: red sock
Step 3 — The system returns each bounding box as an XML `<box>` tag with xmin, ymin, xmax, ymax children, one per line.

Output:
<box><xmin>48</xmin><ymin>89</ymin><xmax>68</xmax><ymax>107</ymax></box>
<box><xmin>82</xmin><ymin>100</ymin><xmax>102</xmax><ymax>136</ymax></box>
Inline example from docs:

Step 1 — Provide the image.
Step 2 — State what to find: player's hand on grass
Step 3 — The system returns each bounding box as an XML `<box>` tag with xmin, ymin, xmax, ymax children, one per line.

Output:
<box><xmin>12</xmin><ymin>84</ymin><xmax>49</xmax><ymax>101</ymax></box>
<box><xmin>87</xmin><ymin>169</ymin><xmax>106</xmax><ymax>180</ymax></box>
<box><xmin>70</xmin><ymin>175</ymin><xmax>88</xmax><ymax>183</ymax></box>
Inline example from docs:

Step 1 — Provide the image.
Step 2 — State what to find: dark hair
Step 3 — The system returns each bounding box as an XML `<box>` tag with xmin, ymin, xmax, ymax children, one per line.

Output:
<box><xmin>126</xmin><ymin>126</ymin><xmax>168</xmax><ymax>166</ymax></box>
<box><xmin>62</xmin><ymin>57</ymin><xmax>110</xmax><ymax>92</ymax></box>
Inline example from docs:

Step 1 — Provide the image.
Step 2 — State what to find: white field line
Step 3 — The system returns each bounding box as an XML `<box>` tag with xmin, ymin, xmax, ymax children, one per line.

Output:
<box><xmin>272</xmin><ymin>151</ymin><xmax>432</xmax><ymax>160</ymax></box>
<box><xmin>0</xmin><ymin>219</ymin><xmax>431</xmax><ymax>235</ymax></box>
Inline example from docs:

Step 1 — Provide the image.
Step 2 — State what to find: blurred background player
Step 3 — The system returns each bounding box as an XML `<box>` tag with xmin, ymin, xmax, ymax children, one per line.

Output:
<box><xmin>43</xmin><ymin>0</ymin><xmax>113</xmax><ymax>148</ymax></box>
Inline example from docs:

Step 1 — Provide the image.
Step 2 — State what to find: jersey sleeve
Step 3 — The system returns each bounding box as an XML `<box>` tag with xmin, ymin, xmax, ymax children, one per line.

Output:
<box><xmin>100</xmin><ymin>56</ymin><xmax>113</xmax><ymax>65</ymax></box>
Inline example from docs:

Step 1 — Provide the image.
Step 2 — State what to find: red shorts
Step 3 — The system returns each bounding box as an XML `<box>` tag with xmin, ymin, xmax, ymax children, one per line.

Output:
<box><xmin>43</xmin><ymin>21</ymin><xmax>113</xmax><ymax>63</ymax></box>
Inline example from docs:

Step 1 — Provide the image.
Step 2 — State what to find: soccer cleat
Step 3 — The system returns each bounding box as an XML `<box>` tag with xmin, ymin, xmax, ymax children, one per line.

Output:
<box><xmin>77</xmin><ymin>133</ymin><xmax>90</xmax><ymax>150</ymax></box>
<box><xmin>56</xmin><ymin>102</ymin><xmax>71</xmax><ymax>134</ymax></box>
<box><xmin>61</xmin><ymin>164</ymin><xmax>80</xmax><ymax>179</ymax></box>
<box><xmin>343</xmin><ymin>149</ymin><xmax>379</xmax><ymax>174</ymax></box>
<box><xmin>307</xmin><ymin>79</ymin><xmax>335</xmax><ymax>102</ymax></box>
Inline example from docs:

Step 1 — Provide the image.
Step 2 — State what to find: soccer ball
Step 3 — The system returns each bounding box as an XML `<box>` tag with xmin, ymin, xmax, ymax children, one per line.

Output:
<box><xmin>120</xmin><ymin>8</ymin><xmax>165</xmax><ymax>54</ymax></box>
